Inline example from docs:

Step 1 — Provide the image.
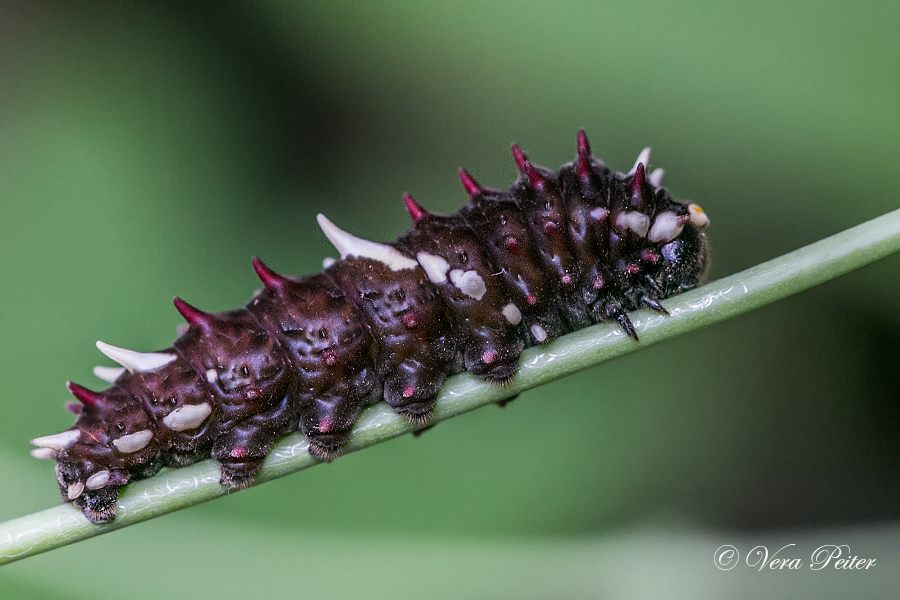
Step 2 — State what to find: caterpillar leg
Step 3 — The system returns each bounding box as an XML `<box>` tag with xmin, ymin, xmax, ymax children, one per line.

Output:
<box><xmin>55</xmin><ymin>461</ymin><xmax>129</xmax><ymax>523</ymax></box>
<box><xmin>590</xmin><ymin>296</ymin><xmax>638</xmax><ymax>341</ymax></box>
<box><xmin>213</xmin><ymin>395</ymin><xmax>298</xmax><ymax>489</ymax></box>
<box><xmin>463</xmin><ymin>328</ymin><xmax>523</xmax><ymax>385</ymax></box>
<box><xmin>383</xmin><ymin>361</ymin><xmax>447</xmax><ymax>424</ymax></box>
<box><xmin>326</xmin><ymin>252</ymin><xmax>459</xmax><ymax>426</ymax></box>
<box><xmin>299</xmin><ymin>379</ymin><xmax>381</xmax><ymax>461</ymax></box>
<box><xmin>300</xmin><ymin>402</ymin><xmax>354</xmax><ymax>461</ymax></box>
<box><xmin>77</xmin><ymin>486</ymin><xmax>120</xmax><ymax>524</ymax></box>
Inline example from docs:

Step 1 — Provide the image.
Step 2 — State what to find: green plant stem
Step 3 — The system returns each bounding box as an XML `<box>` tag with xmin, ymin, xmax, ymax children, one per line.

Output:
<box><xmin>2</xmin><ymin>208</ymin><xmax>900</xmax><ymax>565</ymax></box>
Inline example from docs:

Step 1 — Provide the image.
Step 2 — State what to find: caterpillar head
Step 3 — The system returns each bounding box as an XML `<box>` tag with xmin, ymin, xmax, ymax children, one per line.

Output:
<box><xmin>60</xmin><ymin>384</ymin><xmax>158</xmax><ymax>467</ymax></box>
<box><xmin>32</xmin><ymin>383</ymin><xmax>156</xmax><ymax>521</ymax></box>
<box><xmin>651</xmin><ymin>205</ymin><xmax>710</xmax><ymax>297</ymax></box>
<box><xmin>53</xmin><ymin>460</ymin><xmax>125</xmax><ymax>523</ymax></box>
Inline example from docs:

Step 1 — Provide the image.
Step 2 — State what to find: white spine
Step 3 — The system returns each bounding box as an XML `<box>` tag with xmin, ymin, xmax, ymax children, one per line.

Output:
<box><xmin>31</xmin><ymin>429</ymin><xmax>80</xmax><ymax>450</ymax></box>
<box><xmin>93</xmin><ymin>365</ymin><xmax>126</xmax><ymax>383</ymax></box>
<box><xmin>95</xmin><ymin>341</ymin><xmax>177</xmax><ymax>373</ymax></box>
<box><xmin>316</xmin><ymin>214</ymin><xmax>418</xmax><ymax>271</ymax></box>
<box><xmin>627</xmin><ymin>147</ymin><xmax>651</xmax><ymax>176</ymax></box>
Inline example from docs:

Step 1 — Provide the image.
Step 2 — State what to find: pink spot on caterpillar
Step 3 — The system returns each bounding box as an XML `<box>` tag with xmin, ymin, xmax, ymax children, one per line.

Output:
<box><xmin>544</xmin><ymin>221</ymin><xmax>559</xmax><ymax>237</ymax></box>
<box><xmin>402</xmin><ymin>312</ymin><xmax>419</xmax><ymax>329</ymax></box>
<box><xmin>641</xmin><ymin>250</ymin><xmax>660</xmax><ymax>264</ymax></box>
<box><xmin>560</xmin><ymin>274</ymin><xmax>572</xmax><ymax>285</ymax></box>
<box><xmin>593</xmin><ymin>276</ymin><xmax>606</xmax><ymax>289</ymax></box>
<box><xmin>319</xmin><ymin>418</ymin><xmax>332</xmax><ymax>433</ymax></box>
<box><xmin>402</xmin><ymin>386</ymin><xmax>415</xmax><ymax>398</ymax></box>
<box><xmin>504</xmin><ymin>237</ymin><xmax>520</xmax><ymax>254</ymax></box>
<box><xmin>526</xmin><ymin>294</ymin><xmax>537</xmax><ymax>305</ymax></box>
<box><xmin>230</xmin><ymin>446</ymin><xmax>246</xmax><ymax>459</ymax></box>
<box><xmin>482</xmin><ymin>350</ymin><xmax>498</xmax><ymax>364</ymax></box>
<box><xmin>323</xmin><ymin>351</ymin><xmax>338</xmax><ymax>366</ymax></box>
<box><xmin>624</xmin><ymin>264</ymin><xmax>640</xmax><ymax>275</ymax></box>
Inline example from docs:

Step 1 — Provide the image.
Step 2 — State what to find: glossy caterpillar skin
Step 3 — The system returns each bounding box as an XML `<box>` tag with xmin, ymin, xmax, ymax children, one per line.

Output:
<box><xmin>30</xmin><ymin>131</ymin><xmax>710</xmax><ymax>523</ymax></box>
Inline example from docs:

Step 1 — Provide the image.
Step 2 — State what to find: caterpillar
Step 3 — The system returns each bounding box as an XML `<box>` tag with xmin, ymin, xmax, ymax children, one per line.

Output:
<box><xmin>29</xmin><ymin>130</ymin><xmax>710</xmax><ymax>523</ymax></box>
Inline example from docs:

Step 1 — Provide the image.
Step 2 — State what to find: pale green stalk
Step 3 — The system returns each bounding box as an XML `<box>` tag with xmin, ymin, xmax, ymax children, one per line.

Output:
<box><xmin>2</xmin><ymin>208</ymin><xmax>899</xmax><ymax>566</ymax></box>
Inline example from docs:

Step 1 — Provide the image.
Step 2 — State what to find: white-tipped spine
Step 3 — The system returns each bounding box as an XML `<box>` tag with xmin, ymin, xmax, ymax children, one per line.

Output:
<box><xmin>96</xmin><ymin>341</ymin><xmax>177</xmax><ymax>373</ymax></box>
<box><xmin>316</xmin><ymin>214</ymin><xmax>418</xmax><ymax>271</ymax></box>
<box><xmin>648</xmin><ymin>211</ymin><xmax>685</xmax><ymax>243</ymax></box>
<box><xmin>615</xmin><ymin>211</ymin><xmax>651</xmax><ymax>238</ymax></box>
<box><xmin>31</xmin><ymin>429</ymin><xmax>80</xmax><ymax>450</ymax></box>
<box><xmin>93</xmin><ymin>365</ymin><xmax>126</xmax><ymax>383</ymax></box>
<box><xmin>30</xmin><ymin>448</ymin><xmax>57</xmax><ymax>460</ymax></box>
<box><xmin>627</xmin><ymin>147</ymin><xmax>651</xmax><ymax>176</ymax></box>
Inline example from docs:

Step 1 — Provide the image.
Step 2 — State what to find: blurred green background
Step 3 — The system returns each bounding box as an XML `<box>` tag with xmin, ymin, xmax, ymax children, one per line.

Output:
<box><xmin>1</xmin><ymin>1</ymin><xmax>898</xmax><ymax>597</ymax></box>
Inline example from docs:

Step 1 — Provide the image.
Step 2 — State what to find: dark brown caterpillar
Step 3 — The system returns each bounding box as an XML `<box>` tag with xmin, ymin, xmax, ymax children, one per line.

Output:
<box><xmin>30</xmin><ymin>130</ymin><xmax>710</xmax><ymax>523</ymax></box>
